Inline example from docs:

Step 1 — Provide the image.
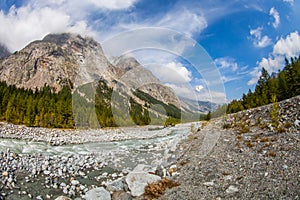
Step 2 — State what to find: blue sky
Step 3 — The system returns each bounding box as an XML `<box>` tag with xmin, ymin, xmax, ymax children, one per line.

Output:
<box><xmin>0</xmin><ymin>0</ymin><xmax>300</xmax><ymax>103</ymax></box>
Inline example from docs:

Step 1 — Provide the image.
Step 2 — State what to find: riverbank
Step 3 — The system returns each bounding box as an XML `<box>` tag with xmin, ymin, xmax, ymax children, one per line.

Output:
<box><xmin>0</xmin><ymin>122</ymin><xmax>182</xmax><ymax>146</ymax></box>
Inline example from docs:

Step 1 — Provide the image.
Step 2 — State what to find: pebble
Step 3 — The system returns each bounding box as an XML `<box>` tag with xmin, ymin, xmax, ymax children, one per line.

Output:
<box><xmin>203</xmin><ymin>181</ymin><xmax>214</xmax><ymax>187</ymax></box>
<box><xmin>43</xmin><ymin>170</ymin><xmax>51</xmax><ymax>175</ymax></box>
<box><xmin>226</xmin><ymin>185</ymin><xmax>239</xmax><ymax>194</ymax></box>
<box><xmin>71</xmin><ymin>180</ymin><xmax>80</xmax><ymax>186</ymax></box>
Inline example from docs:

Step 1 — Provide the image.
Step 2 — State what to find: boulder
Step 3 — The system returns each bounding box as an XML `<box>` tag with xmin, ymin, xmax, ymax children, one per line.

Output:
<box><xmin>112</xmin><ymin>191</ymin><xmax>132</xmax><ymax>200</ymax></box>
<box><xmin>105</xmin><ymin>178</ymin><xmax>127</xmax><ymax>192</ymax></box>
<box><xmin>55</xmin><ymin>196</ymin><xmax>72</xmax><ymax>200</ymax></box>
<box><xmin>85</xmin><ymin>187</ymin><xmax>111</xmax><ymax>200</ymax></box>
<box><xmin>125</xmin><ymin>172</ymin><xmax>161</xmax><ymax>197</ymax></box>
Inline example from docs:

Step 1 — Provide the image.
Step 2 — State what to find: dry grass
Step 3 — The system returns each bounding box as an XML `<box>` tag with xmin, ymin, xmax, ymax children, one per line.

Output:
<box><xmin>245</xmin><ymin>141</ymin><xmax>255</xmax><ymax>148</ymax></box>
<box><xmin>236</xmin><ymin>135</ymin><xmax>243</xmax><ymax>141</ymax></box>
<box><xmin>276</xmin><ymin>124</ymin><xmax>286</xmax><ymax>133</ymax></box>
<box><xmin>260</xmin><ymin>137</ymin><xmax>270</xmax><ymax>143</ymax></box>
<box><xmin>239</xmin><ymin>124</ymin><xmax>250</xmax><ymax>134</ymax></box>
<box><xmin>144</xmin><ymin>178</ymin><xmax>180</xmax><ymax>199</ymax></box>
<box><xmin>268</xmin><ymin>151</ymin><xmax>276</xmax><ymax>157</ymax></box>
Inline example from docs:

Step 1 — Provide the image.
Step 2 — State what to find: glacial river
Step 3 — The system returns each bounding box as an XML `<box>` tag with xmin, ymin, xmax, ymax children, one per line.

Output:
<box><xmin>0</xmin><ymin>122</ymin><xmax>197</xmax><ymax>169</ymax></box>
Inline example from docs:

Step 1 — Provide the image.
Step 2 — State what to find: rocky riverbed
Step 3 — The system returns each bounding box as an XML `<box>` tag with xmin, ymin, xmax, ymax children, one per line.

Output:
<box><xmin>0</xmin><ymin>122</ymin><xmax>196</xmax><ymax>199</ymax></box>
<box><xmin>0</xmin><ymin>123</ymin><xmax>179</xmax><ymax>146</ymax></box>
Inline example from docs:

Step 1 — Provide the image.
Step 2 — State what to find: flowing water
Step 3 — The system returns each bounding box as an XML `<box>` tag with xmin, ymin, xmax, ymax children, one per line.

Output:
<box><xmin>0</xmin><ymin>123</ymin><xmax>196</xmax><ymax>169</ymax></box>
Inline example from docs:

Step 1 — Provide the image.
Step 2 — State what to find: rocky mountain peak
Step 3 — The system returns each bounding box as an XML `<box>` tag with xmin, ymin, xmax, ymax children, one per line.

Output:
<box><xmin>0</xmin><ymin>33</ymin><xmax>112</xmax><ymax>91</ymax></box>
<box><xmin>0</xmin><ymin>32</ymin><xmax>181</xmax><ymax>109</ymax></box>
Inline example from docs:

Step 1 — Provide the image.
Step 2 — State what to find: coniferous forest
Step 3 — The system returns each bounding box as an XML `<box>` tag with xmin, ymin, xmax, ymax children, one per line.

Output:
<box><xmin>226</xmin><ymin>56</ymin><xmax>300</xmax><ymax>113</ymax></box>
<box><xmin>0</xmin><ymin>83</ymin><xmax>74</xmax><ymax>128</ymax></box>
<box><xmin>0</xmin><ymin>79</ymin><xmax>183</xmax><ymax>128</ymax></box>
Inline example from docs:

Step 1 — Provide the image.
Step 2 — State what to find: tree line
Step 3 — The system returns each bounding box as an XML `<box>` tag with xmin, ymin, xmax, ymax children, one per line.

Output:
<box><xmin>226</xmin><ymin>56</ymin><xmax>300</xmax><ymax>114</ymax></box>
<box><xmin>0</xmin><ymin>79</ymin><xmax>183</xmax><ymax>128</ymax></box>
<box><xmin>0</xmin><ymin>82</ymin><xmax>73</xmax><ymax>128</ymax></box>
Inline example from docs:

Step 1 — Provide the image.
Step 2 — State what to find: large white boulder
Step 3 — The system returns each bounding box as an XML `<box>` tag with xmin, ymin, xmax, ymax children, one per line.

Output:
<box><xmin>125</xmin><ymin>172</ymin><xmax>161</xmax><ymax>197</ymax></box>
<box><xmin>85</xmin><ymin>187</ymin><xmax>111</xmax><ymax>200</ymax></box>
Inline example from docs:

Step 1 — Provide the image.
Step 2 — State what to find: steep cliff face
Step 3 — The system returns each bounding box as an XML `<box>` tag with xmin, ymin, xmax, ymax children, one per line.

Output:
<box><xmin>0</xmin><ymin>33</ymin><xmax>114</xmax><ymax>91</ymax></box>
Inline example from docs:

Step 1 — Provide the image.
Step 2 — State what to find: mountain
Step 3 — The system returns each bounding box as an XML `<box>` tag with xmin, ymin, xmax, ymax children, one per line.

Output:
<box><xmin>0</xmin><ymin>33</ymin><xmax>115</xmax><ymax>92</ymax></box>
<box><xmin>112</xmin><ymin>56</ymin><xmax>180</xmax><ymax>108</ymax></box>
<box><xmin>0</xmin><ymin>33</ymin><xmax>178</xmax><ymax>105</ymax></box>
<box><xmin>0</xmin><ymin>33</ymin><xmax>187</xmax><ymax>127</ymax></box>
<box><xmin>179</xmin><ymin>97</ymin><xmax>218</xmax><ymax>113</ymax></box>
<box><xmin>0</xmin><ymin>44</ymin><xmax>10</xmax><ymax>59</ymax></box>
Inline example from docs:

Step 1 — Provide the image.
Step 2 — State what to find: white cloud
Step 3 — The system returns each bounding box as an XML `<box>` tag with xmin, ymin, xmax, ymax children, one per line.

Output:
<box><xmin>32</xmin><ymin>0</ymin><xmax>137</xmax><ymax>11</ymax></box>
<box><xmin>249</xmin><ymin>27</ymin><xmax>272</xmax><ymax>48</ymax></box>
<box><xmin>269</xmin><ymin>7</ymin><xmax>280</xmax><ymax>28</ymax></box>
<box><xmin>221</xmin><ymin>75</ymin><xmax>240</xmax><ymax>83</ymax></box>
<box><xmin>157</xmin><ymin>8</ymin><xmax>207</xmax><ymax>37</ymax></box>
<box><xmin>0</xmin><ymin>0</ymin><xmax>139</xmax><ymax>51</ymax></box>
<box><xmin>0</xmin><ymin>4</ymin><xmax>96</xmax><ymax>51</ymax></box>
<box><xmin>214</xmin><ymin>57</ymin><xmax>238</xmax><ymax>72</ymax></box>
<box><xmin>248</xmin><ymin>31</ymin><xmax>300</xmax><ymax>85</ymax></box>
<box><xmin>273</xmin><ymin>31</ymin><xmax>300</xmax><ymax>57</ymax></box>
<box><xmin>165</xmin><ymin>83</ymin><xmax>195</xmax><ymax>99</ymax></box>
<box><xmin>283</xmin><ymin>0</ymin><xmax>294</xmax><ymax>5</ymax></box>
<box><xmin>147</xmin><ymin>62</ymin><xmax>192</xmax><ymax>84</ymax></box>
<box><xmin>88</xmin><ymin>0</ymin><xmax>137</xmax><ymax>10</ymax></box>
<box><xmin>195</xmin><ymin>85</ymin><xmax>204</xmax><ymax>92</ymax></box>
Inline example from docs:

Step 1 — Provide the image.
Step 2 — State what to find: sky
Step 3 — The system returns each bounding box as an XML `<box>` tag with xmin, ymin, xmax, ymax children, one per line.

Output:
<box><xmin>0</xmin><ymin>0</ymin><xmax>300</xmax><ymax>103</ymax></box>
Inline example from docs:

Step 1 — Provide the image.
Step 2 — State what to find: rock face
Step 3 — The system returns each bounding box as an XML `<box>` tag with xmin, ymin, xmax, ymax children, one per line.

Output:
<box><xmin>112</xmin><ymin>56</ymin><xmax>179</xmax><ymax>107</ymax></box>
<box><xmin>0</xmin><ymin>33</ymin><xmax>114</xmax><ymax>91</ymax></box>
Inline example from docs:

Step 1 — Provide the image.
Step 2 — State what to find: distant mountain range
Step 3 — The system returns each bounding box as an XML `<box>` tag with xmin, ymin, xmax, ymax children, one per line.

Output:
<box><xmin>0</xmin><ymin>33</ymin><xmax>213</xmax><ymax>127</ymax></box>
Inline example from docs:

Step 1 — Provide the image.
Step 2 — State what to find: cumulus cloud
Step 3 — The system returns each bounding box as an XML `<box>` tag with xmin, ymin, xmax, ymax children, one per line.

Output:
<box><xmin>0</xmin><ymin>0</ymin><xmax>139</xmax><ymax>51</ymax></box>
<box><xmin>248</xmin><ymin>31</ymin><xmax>300</xmax><ymax>85</ymax></box>
<box><xmin>249</xmin><ymin>27</ymin><xmax>272</xmax><ymax>48</ymax></box>
<box><xmin>273</xmin><ymin>31</ymin><xmax>300</xmax><ymax>57</ymax></box>
<box><xmin>148</xmin><ymin>62</ymin><xmax>192</xmax><ymax>84</ymax></box>
<box><xmin>269</xmin><ymin>7</ymin><xmax>280</xmax><ymax>28</ymax></box>
<box><xmin>0</xmin><ymin>4</ymin><xmax>96</xmax><ymax>51</ymax></box>
<box><xmin>165</xmin><ymin>83</ymin><xmax>196</xmax><ymax>99</ymax></box>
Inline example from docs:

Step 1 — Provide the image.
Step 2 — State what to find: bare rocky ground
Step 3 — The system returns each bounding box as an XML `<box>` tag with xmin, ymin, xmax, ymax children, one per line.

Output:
<box><xmin>160</xmin><ymin>96</ymin><xmax>300</xmax><ymax>200</ymax></box>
